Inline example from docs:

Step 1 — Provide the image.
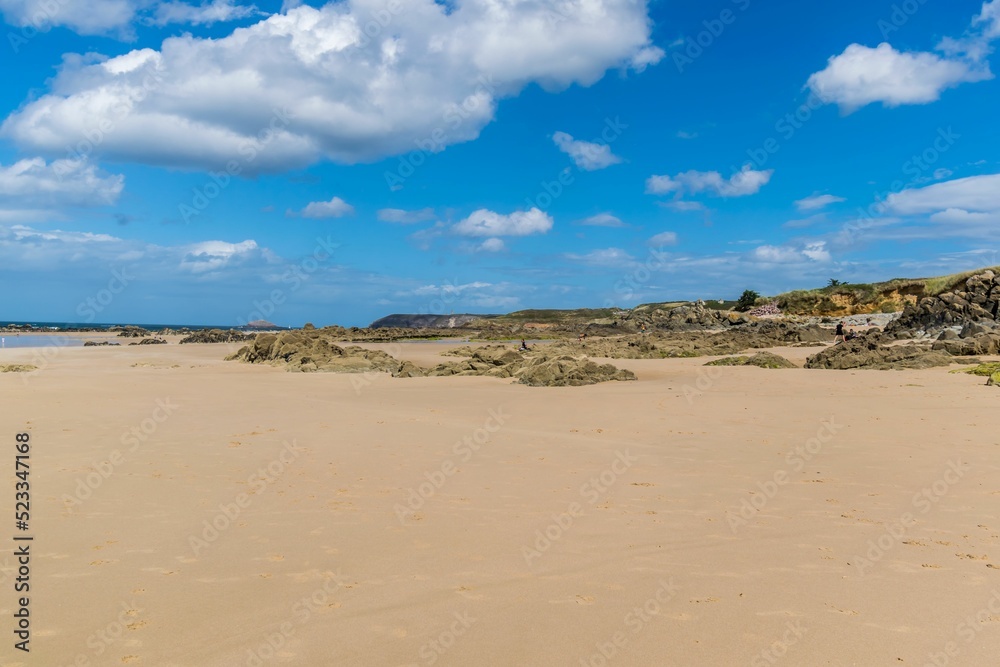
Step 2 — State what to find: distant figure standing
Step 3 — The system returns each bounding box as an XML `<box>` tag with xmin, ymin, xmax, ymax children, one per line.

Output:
<box><xmin>834</xmin><ymin>321</ymin><xmax>846</xmax><ymax>344</ymax></box>
<box><xmin>519</xmin><ymin>339</ymin><xmax>530</xmax><ymax>351</ymax></box>
<box><xmin>640</xmin><ymin>323</ymin><xmax>647</xmax><ymax>334</ymax></box>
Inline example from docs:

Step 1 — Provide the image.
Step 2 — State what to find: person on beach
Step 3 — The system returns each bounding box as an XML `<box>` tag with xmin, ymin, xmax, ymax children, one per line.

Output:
<box><xmin>834</xmin><ymin>321</ymin><xmax>845</xmax><ymax>344</ymax></box>
<box><xmin>519</xmin><ymin>339</ymin><xmax>530</xmax><ymax>351</ymax></box>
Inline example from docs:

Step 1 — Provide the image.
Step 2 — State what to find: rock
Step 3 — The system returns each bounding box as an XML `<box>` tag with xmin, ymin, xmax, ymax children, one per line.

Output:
<box><xmin>805</xmin><ymin>333</ymin><xmax>954</xmax><ymax>370</ymax></box>
<box><xmin>84</xmin><ymin>341</ymin><xmax>120</xmax><ymax>346</ymax></box>
<box><xmin>114</xmin><ymin>326</ymin><xmax>150</xmax><ymax>338</ymax></box>
<box><xmin>227</xmin><ymin>330</ymin><xmax>408</xmax><ymax>375</ymax></box>
<box><xmin>931</xmin><ymin>333</ymin><xmax>1000</xmax><ymax>356</ymax></box>
<box><xmin>705</xmin><ymin>352</ymin><xmax>797</xmax><ymax>369</ymax></box>
<box><xmin>180</xmin><ymin>329</ymin><xmax>255</xmax><ymax>344</ymax></box>
<box><xmin>887</xmin><ymin>270</ymin><xmax>1000</xmax><ymax>336</ymax></box>
<box><xmin>129</xmin><ymin>338</ymin><xmax>167</xmax><ymax>346</ymax></box>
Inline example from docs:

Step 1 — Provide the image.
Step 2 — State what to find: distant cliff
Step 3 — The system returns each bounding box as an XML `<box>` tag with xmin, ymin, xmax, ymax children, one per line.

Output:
<box><xmin>369</xmin><ymin>314</ymin><xmax>493</xmax><ymax>329</ymax></box>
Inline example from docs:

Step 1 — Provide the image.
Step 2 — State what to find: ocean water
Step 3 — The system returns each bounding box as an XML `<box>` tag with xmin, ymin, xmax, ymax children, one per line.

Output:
<box><xmin>0</xmin><ymin>334</ymin><xmax>85</xmax><ymax>349</ymax></box>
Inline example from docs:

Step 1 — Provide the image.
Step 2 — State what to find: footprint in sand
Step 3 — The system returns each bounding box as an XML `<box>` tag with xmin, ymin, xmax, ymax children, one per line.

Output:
<box><xmin>127</xmin><ymin>620</ymin><xmax>148</xmax><ymax>631</ymax></box>
<box><xmin>922</xmin><ymin>564</ymin><xmax>943</xmax><ymax>569</ymax></box>
<box><xmin>690</xmin><ymin>597</ymin><xmax>719</xmax><ymax>604</ymax></box>
<box><xmin>575</xmin><ymin>595</ymin><xmax>595</xmax><ymax>605</ymax></box>
<box><xmin>121</xmin><ymin>656</ymin><xmax>141</xmax><ymax>663</ymax></box>
<box><xmin>956</xmin><ymin>554</ymin><xmax>988</xmax><ymax>560</ymax></box>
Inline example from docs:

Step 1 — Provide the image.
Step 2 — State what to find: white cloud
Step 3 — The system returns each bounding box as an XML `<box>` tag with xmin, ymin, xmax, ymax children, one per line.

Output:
<box><xmin>150</xmin><ymin>0</ymin><xmax>260</xmax><ymax>26</ymax></box>
<box><xmin>807</xmin><ymin>43</ymin><xmax>991</xmax><ymax>111</ymax></box>
<box><xmin>0</xmin><ymin>158</ymin><xmax>124</xmax><ymax>213</ymax></box>
<box><xmin>646</xmin><ymin>165</ymin><xmax>773</xmax><ymax>198</ymax></box>
<box><xmin>295</xmin><ymin>197</ymin><xmax>355</xmax><ymax>219</ymax></box>
<box><xmin>180</xmin><ymin>239</ymin><xmax>261</xmax><ymax>274</ymax></box>
<box><xmin>795</xmin><ymin>193</ymin><xmax>845</xmax><ymax>211</ymax></box>
<box><xmin>647</xmin><ymin>231</ymin><xmax>678</xmax><ymax>246</ymax></box>
<box><xmin>660</xmin><ymin>200</ymin><xmax>706</xmax><ymax>212</ymax></box>
<box><xmin>552</xmin><ymin>131</ymin><xmax>622</xmax><ymax>171</ymax></box>
<box><xmin>751</xmin><ymin>242</ymin><xmax>830</xmax><ymax>264</ymax></box>
<box><xmin>0</xmin><ymin>0</ymin><xmax>139</xmax><ymax>35</ymax></box>
<box><xmin>377</xmin><ymin>207</ymin><xmax>436</xmax><ymax>224</ymax></box>
<box><xmin>886</xmin><ymin>173</ymin><xmax>1000</xmax><ymax>216</ymax></box>
<box><xmin>2</xmin><ymin>1</ymin><xmax>661</xmax><ymax>172</ymax></box>
<box><xmin>977</xmin><ymin>0</ymin><xmax>1000</xmax><ymax>38</ymax></box>
<box><xmin>883</xmin><ymin>173</ymin><xmax>1000</xmax><ymax>233</ymax></box>
<box><xmin>452</xmin><ymin>208</ymin><xmax>552</xmax><ymax>237</ymax></box>
<box><xmin>579</xmin><ymin>213</ymin><xmax>626</xmax><ymax>227</ymax></box>
<box><xmin>478</xmin><ymin>237</ymin><xmax>505</xmax><ymax>252</ymax></box>
<box><xmin>565</xmin><ymin>247</ymin><xmax>635</xmax><ymax>268</ymax></box>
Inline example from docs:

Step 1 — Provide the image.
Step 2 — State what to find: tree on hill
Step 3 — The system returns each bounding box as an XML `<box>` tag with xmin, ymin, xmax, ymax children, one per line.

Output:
<box><xmin>735</xmin><ymin>290</ymin><xmax>761</xmax><ymax>312</ymax></box>
<box><xmin>827</xmin><ymin>278</ymin><xmax>844</xmax><ymax>287</ymax></box>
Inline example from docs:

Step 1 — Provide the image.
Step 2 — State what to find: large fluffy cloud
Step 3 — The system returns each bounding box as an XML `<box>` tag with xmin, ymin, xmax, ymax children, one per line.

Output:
<box><xmin>808</xmin><ymin>2</ymin><xmax>999</xmax><ymax>111</ymax></box>
<box><xmin>1</xmin><ymin>0</ymin><xmax>662</xmax><ymax>173</ymax></box>
<box><xmin>806</xmin><ymin>43</ymin><xmax>991</xmax><ymax>111</ymax></box>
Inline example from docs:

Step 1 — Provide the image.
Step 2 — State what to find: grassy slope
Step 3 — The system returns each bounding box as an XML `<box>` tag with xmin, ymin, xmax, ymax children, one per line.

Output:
<box><xmin>773</xmin><ymin>266</ymin><xmax>1000</xmax><ymax>316</ymax></box>
<box><xmin>453</xmin><ymin>266</ymin><xmax>999</xmax><ymax>327</ymax></box>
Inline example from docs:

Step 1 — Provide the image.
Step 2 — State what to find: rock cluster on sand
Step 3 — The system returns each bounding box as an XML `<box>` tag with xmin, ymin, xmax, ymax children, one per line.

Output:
<box><xmin>630</xmin><ymin>302</ymin><xmax>751</xmax><ymax>332</ymax></box>
<box><xmin>130</xmin><ymin>338</ymin><xmax>168</xmax><ymax>345</ymax></box>
<box><xmin>428</xmin><ymin>345</ymin><xmax>636</xmax><ymax>386</ymax></box>
<box><xmin>179</xmin><ymin>329</ymin><xmax>255</xmax><ymax>344</ymax></box>
<box><xmin>804</xmin><ymin>332</ymin><xmax>955</xmax><ymax>370</ymax></box>
<box><xmin>84</xmin><ymin>341</ymin><xmax>121</xmax><ymax>346</ymax></box>
<box><xmin>887</xmin><ymin>270</ymin><xmax>1000</xmax><ymax>336</ymax></box>
<box><xmin>228</xmin><ymin>332</ymin><xmax>636</xmax><ymax>386</ymax></box>
<box><xmin>705</xmin><ymin>352</ymin><xmax>796</xmax><ymax>369</ymax></box>
<box><xmin>227</xmin><ymin>331</ymin><xmax>408</xmax><ymax>374</ymax></box>
<box><xmin>0</xmin><ymin>364</ymin><xmax>37</xmax><ymax>372</ymax></box>
<box><xmin>115</xmin><ymin>326</ymin><xmax>151</xmax><ymax>338</ymax></box>
<box><xmin>549</xmin><ymin>321</ymin><xmax>829</xmax><ymax>359</ymax></box>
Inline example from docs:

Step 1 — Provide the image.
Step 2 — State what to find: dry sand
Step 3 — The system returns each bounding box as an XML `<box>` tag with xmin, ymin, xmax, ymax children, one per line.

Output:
<box><xmin>1</xmin><ymin>338</ymin><xmax>999</xmax><ymax>666</ymax></box>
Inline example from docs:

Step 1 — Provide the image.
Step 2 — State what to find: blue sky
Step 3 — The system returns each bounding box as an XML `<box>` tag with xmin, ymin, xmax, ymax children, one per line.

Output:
<box><xmin>1</xmin><ymin>0</ymin><xmax>999</xmax><ymax>327</ymax></box>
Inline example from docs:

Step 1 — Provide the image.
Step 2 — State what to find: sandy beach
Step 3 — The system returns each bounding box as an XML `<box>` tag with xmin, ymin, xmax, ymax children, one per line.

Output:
<box><xmin>1</xmin><ymin>338</ymin><xmax>998</xmax><ymax>666</ymax></box>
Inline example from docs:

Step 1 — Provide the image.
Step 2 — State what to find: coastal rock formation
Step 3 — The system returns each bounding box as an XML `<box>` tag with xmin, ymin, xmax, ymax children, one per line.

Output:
<box><xmin>804</xmin><ymin>333</ymin><xmax>954</xmax><ymax>370</ymax></box>
<box><xmin>229</xmin><ymin>332</ymin><xmax>636</xmax><ymax>386</ymax></box>
<box><xmin>180</xmin><ymin>329</ymin><xmax>255</xmax><ymax>344</ymax></box>
<box><xmin>549</xmin><ymin>321</ymin><xmax>829</xmax><ymax>359</ymax></box>
<box><xmin>954</xmin><ymin>362</ymin><xmax>1000</xmax><ymax>387</ymax></box>
<box><xmin>84</xmin><ymin>341</ymin><xmax>121</xmax><ymax>346</ymax></box>
<box><xmin>130</xmin><ymin>338</ymin><xmax>168</xmax><ymax>345</ymax></box>
<box><xmin>227</xmin><ymin>331</ymin><xmax>405</xmax><ymax>374</ymax></box>
<box><xmin>427</xmin><ymin>345</ymin><xmax>635</xmax><ymax>386</ymax></box>
<box><xmin>115</xmin><ymin>326</ymin><xmax>150</xmax><ymax>338</ymax></box>
<box><xmin>886</xmin><ymin>270</ymin><xmax>1000</xmax><ymax>336</ymax></box>
<box><xmin>705</xmin><ymin>352</ymin><xmax>797</xmax><ymax>369</ymax></box>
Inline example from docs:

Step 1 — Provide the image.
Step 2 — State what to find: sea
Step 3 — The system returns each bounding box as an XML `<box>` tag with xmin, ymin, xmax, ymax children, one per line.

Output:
<box><xmin>0</xmin><ymin>321</ymin><xmax>284</xmax><ymax>349</ymax></box>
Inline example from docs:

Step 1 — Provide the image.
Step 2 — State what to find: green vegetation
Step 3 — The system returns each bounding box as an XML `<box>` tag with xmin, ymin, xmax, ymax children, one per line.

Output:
<box><xmin>735</xmin><ymin>290</ymin><xmax>761</xmax><ymax>312</ymax></box>
<box><xmin>827</xmin><ymin>278</ymin><xmax>844</xmax><ymax>287</ymax></box>
<box><xmin>952</xmin><ymin>362</ymin><xmax>1000</xmax><ymax>387</ymax></box>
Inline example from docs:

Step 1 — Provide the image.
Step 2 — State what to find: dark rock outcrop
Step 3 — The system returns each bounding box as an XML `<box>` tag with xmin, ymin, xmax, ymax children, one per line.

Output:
<box><xmin>804</xmin><ymin>333</ymin><xmax>955</xmax><ymax>370</ymax></box>
<box><xmin>886</xmin><ymin>270</ymin><xmax>1000</xmax><ymax>336</ymax></box>
<box><xmin>180</xmin><ymin>329</ymin><xmax>255</xmax><ymax>344</ymax></box>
